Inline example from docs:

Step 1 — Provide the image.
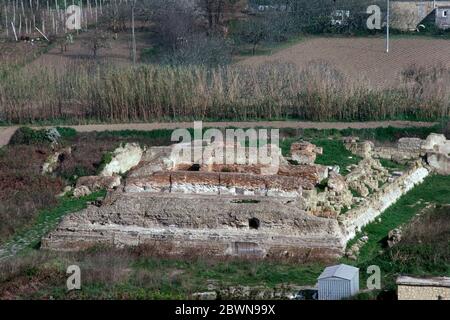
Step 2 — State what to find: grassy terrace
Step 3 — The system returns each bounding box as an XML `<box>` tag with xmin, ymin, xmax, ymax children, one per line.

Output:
<box><xmin>0</xmin><ymin>191</ymin><xmax>106</xmax><ymax>260</ymax></box>
<box><xmin>346</xmin><ymin>175</ymin><xmax>450</xmax><ymax>291</ymax></box>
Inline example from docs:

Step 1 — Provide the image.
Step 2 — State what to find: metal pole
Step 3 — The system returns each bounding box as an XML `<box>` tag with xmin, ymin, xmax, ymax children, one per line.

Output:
<box><xmin>386</xmin><ymin>0</ymin><xmax>390</xmax><ymax>53</ymax></box>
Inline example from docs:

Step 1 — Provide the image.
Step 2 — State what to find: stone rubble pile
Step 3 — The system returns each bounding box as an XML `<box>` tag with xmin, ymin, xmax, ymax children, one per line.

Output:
<box><xmin>344</xmin><ymin>133</ymin><xmax>450</xmax><ymax>175</ymax></box>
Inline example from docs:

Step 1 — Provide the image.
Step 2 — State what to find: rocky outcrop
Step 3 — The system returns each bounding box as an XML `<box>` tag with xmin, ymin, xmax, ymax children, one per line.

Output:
<box><xmin>100</xmin><ymin>143</ymin><xmax>144</xmax><ymax>177</ymax></box>
<box><xmin>72</xmin><ymin>175</ymin><xmax>121</xmax><ymax>197</ymax></box>
<box><xmin>290</xmin><ymin>141</ymin><xmax>323</xmax><ymax>164</ymax></box>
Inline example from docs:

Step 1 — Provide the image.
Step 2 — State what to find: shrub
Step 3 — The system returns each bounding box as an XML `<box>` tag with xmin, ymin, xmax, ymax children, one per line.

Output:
<box><xmin>9</xmin><ymin>127</ymin><xmax>51</xmax><ymax>145</ymax></box>
<box><xmin>0</xmin><ymin>145</ymin><xmax>63</xmax><ymax>243</ymax></box>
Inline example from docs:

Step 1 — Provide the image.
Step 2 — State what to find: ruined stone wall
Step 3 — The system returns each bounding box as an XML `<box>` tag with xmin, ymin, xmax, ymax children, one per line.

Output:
<box><xmin>43</xmin><ymin>136</ymin><xmax>443</xmax><ymax>260</ymax></box>
<box><xmin>339</xmin><ymin>163</ymin><xmax>429</xmax><ymax>242</ymax></box>
<box><xmin>390</xmin><ymin>1</ymin><xmax>450</xmax><ymax>31</ymax></box>
<box><xmin>124</xmin><ymin>171</ymin><xmax>312</xmax><ymax>198</ymax></box>
<box><xmin>427</xmin><ymin>152</ymin><xmax>450</xmax><ymax>175</ymax></box>
<box><xmin>398</xmin><ymin>285</ymin><xmax>450</xmax><ymax>300</ymax></box>
<box><xmin>42</xmin><ymin>193</ymin><xmax>345</xmax><ymax>259</ymax></box>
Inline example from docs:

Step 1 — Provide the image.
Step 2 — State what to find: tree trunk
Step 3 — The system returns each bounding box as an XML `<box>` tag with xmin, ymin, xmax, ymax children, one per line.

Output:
<box><xmin>131</xmin><ymin>0</ymin><xmax>137</xmax><ymax>65</ymax></box>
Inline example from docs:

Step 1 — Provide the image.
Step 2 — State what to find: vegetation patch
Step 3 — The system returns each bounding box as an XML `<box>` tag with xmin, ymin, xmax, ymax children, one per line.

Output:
<box><xmin>0</xmin><ymin>144</ymin><xmax>63</xmax><ymax>243</ymax></box>
<box><xmin>343</xmin><ymin>175</ymin><xmax>450</xmax><ymax>291</ymax></box>
<box><xmin>0</xmin><ymin>190</ymin><xmax>106</xmax><ymax>259</ymax></box>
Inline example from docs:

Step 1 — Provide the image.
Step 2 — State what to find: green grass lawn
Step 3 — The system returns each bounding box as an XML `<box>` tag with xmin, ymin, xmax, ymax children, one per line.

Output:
<box><xmin>32</xmin><ymin>257</ymin><xmax>325</xmax><ymax>300</ymax></box>
<box><xmin>0</xmin><ymin>190</ymin><xmax>106</xmax><ymax>259</ymax></box>
<box><xmin>343</xmin><ymin>175</ymin><xmax>450</xmax><ymax>291</ymax></box>
<box><xmin>280</xmin><ymin>137</ymin><xmax>361</xmax><ymax>174</ymax></box>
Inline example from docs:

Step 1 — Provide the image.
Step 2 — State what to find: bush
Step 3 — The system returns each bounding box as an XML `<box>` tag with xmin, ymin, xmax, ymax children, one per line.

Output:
<box><xmin>233</xmin><ymin>18</ymin><xmax>269</xmax><ymax>55</ymax></box>
<box><xmin>56</xmin><ymin>127</ymin><xmax>77</xmax><ymax>139</ymax></box>
<box><xmin>0</xmin><ymin>145</ymin><xmax>63</xmax><ymax>243</ymax></box>
<box><xmin>388</xmin><ymin>205</ymin><xmax>450</xmax><ymax>275</ymax></box>
<box><xmin>9</xmin><ymin>127</ymin><xmax>51</xmax><ymax>145</ymax></box>
<box><xmin>160</xmin><ymin>34</ymin><xmax>233</xmax><ymax>67</ymax></box>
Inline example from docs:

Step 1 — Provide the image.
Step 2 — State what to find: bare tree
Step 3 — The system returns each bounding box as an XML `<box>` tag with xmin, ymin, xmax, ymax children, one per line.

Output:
<box><xmin>148</xmin><ymin>0</ymin><xmax>198</xmax><ymax>50</ymax></box>
<box><xmin>131</xmin><ymin>0</ymin><xmax>137</xmax><ymax>64</ymax></box>
<box><xmin>82</xmin><ymin>29</ymin><xmax>111</xmax><ymax>59</ymax></box>
<box><xmin>234</xmin><ymin>18</ymin><xmax>268</xmax><ymax>55</ymax></box>
<box><xmin>198</xmin><ymin>0</ymin><xmax>241</xmax><ymax>33</ymax></box>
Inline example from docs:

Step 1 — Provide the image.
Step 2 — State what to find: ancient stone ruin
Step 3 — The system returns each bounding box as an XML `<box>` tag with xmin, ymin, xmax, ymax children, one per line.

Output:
<box><xmin>41</xmin><ymin>133</ymin><xmax>450</xmax><ymax>260</ymax></box>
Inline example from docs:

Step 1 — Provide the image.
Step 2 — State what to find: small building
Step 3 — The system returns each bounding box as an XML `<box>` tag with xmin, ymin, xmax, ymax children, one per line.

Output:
<box><xmin>318</xmin><ymin>264</ymin><xmax>359</xmax><ymax>300</ymax></box>
<box><xmin>331</xmin><ymin>10</ymin><xmax>351</xmax><ymax>26</ymax></box>
<box><xmin>397</xmin><ymin>276</ymin><xmax>450</xmax><ymax>300</ymax></box>
<box><xmin>391</xmin><ymin>1</ymin><xmax>450</xmax><ymax>31</ymax></box>
<box><xmin>435</xmin><ymin>6</ymin><xmax>450</xmax><ymax>29</ymax></box>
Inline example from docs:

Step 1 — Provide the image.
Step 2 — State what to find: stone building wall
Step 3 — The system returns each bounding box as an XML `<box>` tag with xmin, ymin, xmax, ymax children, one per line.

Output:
<box><xmin>391</xmin><ymin>1</ymin><xmax>450</xmax><ymax>30</ymax></box>
<box><xmin>435</xmin><ymin>7</ymin><xmax>450</xmax><ymax>29</ymax></box>
<box><xmin>397</xmin><ymin>277</ymin><xmax>450</xmax><ymax>300</ymax></box>
<box><xmin>398</xmin><ymin>285</ymin><xmax>450</xmax><ymax>300</ymax></box>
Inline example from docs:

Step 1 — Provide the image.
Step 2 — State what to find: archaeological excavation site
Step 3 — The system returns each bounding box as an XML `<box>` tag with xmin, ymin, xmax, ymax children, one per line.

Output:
<box><xmin>41</xmin><ymin>132</ymin><xmax>450</xmax><ymax>261</ymax></box>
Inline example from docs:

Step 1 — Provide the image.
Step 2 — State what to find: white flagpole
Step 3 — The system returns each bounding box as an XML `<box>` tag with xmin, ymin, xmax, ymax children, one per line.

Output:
<box><xmin>386</xmin><ymin>0</ymin><xmax>390</xmax><ymax>53</ymax></box>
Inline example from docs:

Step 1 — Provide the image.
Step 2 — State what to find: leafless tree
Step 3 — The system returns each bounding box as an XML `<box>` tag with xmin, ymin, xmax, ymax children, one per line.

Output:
<box><xmin>197</xmin><ymin>0</ymin><xmax>241</xmax><ymax>33</ymax></box>
<box><xmin>82</xmin><ymin>29</ymin><xmax>111</xmax><ymax>59</ymax></box>
<box><xmin>147</xmin><ymin>0</ymin><xmax>198</xmax><ymax>50</ymax></box>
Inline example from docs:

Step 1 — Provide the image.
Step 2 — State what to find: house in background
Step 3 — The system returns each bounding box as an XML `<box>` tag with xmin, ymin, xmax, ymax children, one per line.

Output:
<box><xmin>391</xmin><ymin>0</ymin><xmax>450</xmax><ymax>30</ymax></box>
<box><xmin>331</xmin><ymin>10</ymin><xmax>351</xmax><ymax>26</ymax></box>
<box><xmin>435</xmin><ymin>6</ymin><xmax>450</xmax><ymax>28</ymax></box>
<box><xmin>317</xmin><ymin>264</ymin><xmax>359</xmax><ymax>300</ymax></box>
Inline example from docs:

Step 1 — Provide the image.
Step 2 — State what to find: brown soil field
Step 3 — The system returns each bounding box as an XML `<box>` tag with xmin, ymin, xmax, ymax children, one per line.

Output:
<box><xmin>0</xmin><ymin>40</ymin><xmax>50</xmax><ymax>65</ymax></box>
<box><xmin>240</xmin><ymin>37</ymin><xmax>450</xmax><ymax>88</ymax></box>
<box><xmin>27</xmin><ymin>30</ymin><xmax>150</xmax><ymax>72</ymax></box>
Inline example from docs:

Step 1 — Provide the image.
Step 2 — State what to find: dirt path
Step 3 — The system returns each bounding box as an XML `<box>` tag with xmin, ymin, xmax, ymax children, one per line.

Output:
<box><xmin>0</xmin><ymin>126</ymin><xmax>19</xmax><ymax>147</ymax></box>
<box><xmin>0</xmin><ymin>121</ymin><xmax>438</xmax><ymax>147</ymax></box>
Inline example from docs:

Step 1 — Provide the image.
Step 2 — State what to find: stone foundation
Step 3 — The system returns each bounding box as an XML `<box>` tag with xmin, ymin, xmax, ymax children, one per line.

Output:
<box><xmin>42</xmin><ymin>193</ymin><xmax>344</xmax><ymax>258</ymax></box>
<box><xmin>339</xmin><ymin>163</ymin><xmax>429</xmax><ymax>242</ymax></box>
<box><xmin>42</xmin><ymin>135</ymin><xmax>440</xmax><ymax>260</ymax></box>
<box><xmin>397</xmin><ymin>276</ymin><xmax>450</xmax><ymax>300</ymax></box>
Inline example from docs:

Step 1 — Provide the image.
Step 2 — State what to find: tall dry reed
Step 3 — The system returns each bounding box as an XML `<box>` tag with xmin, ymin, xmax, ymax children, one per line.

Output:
<box><xmin>0</xmin><ymin>61</ymin><xmax>448</xmax><ymax>123</ymax></box>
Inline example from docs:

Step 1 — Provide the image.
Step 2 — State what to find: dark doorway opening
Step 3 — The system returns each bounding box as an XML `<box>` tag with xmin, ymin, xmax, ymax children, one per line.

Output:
<box><xmin>188</xmin><ymin>164</ymin><xmax>201</xmax><ymax>171</ymax></box>
<box><xmin>249</xmin><ymin>217</ymin><xmax>260</xmax><ymax>230</ymax></box>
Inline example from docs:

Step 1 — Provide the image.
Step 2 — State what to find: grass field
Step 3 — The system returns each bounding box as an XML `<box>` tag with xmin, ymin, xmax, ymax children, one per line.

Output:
<box><xmin>345</xmin><ymin>175</ymin><xmax>450</xmax><ymax>294</ymax></box>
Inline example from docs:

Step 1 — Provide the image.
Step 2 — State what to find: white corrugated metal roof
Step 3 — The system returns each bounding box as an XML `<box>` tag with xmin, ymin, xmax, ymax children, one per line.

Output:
<box><xmin>318</xmin><ymin>264</ymin><xmax>359</xmax><ymax>281</ymax></box>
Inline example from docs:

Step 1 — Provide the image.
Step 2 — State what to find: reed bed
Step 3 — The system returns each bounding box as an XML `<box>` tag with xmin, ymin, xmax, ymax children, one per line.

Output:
<box><xmin>0</xmin><ymin>61</ymin><xmax>449</xmax><ymax>124</ymax></box>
